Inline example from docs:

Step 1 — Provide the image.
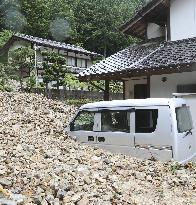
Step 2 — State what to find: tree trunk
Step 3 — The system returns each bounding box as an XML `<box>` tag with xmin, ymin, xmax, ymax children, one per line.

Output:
<box><xmin>104</xmin><ymin>42</ymin><xmax>107</xmax><ymax>58</ymax></box>
<box><xmin>104</xmin><ymin>80</ymin><xmax>110</xmax><ymax>101</ymax></box>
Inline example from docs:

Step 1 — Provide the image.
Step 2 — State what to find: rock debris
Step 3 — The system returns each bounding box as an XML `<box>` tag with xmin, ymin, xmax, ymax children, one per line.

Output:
<box><xmin>0</xmin><ymin>92</ymin><xmax>195</xmax><ymax>205</ymax></box>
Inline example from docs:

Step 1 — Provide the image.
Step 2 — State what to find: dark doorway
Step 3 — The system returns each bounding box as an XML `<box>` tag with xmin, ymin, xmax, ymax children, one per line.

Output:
<box><xmin>134</xmin><ymin>84</ymin><xmax>148</xmax><ymax>99</ymax></box>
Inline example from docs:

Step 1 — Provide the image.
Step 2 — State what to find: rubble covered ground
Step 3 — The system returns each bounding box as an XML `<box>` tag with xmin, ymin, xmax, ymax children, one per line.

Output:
<box><xmin>0</xmin><ymin>92</ymin><xmax>195</xmax><ymax>205</ymax></box>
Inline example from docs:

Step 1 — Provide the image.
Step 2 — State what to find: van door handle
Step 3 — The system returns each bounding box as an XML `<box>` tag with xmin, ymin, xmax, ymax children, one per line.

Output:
<box><xmin>98</xmin><ymin>137</ymin><xmax>105</xmax><ymax>142</ymax></box>
<box><xmin>88</xmin><ymin>136</ymin><xmax>94</xmax><ymax>141</ymax></box>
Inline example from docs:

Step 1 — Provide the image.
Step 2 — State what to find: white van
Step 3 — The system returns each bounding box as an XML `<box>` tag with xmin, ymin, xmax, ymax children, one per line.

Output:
<box><xmin>66</xmin><ymin>98</ymin><xmax>196</xmax><ymax>163</ymax></box>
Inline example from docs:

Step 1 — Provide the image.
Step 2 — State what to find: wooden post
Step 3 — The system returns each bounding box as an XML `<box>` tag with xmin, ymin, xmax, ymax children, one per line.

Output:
<box><xmin>104</xmin><ymin>80</ymin><xmax>110</xmax><ymax>101</ymax></box>
<box><xmin>147</xmin><ymin>76</ymin><xmax>151</xmax><ymax>98</ymax></box>
<box><xmin>123</xmin><ymin>80</ymin><xmax>126</xmax><ymax>100</ymax></box>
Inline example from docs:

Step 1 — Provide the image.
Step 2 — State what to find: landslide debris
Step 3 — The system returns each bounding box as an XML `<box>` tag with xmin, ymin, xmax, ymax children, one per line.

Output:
<box><xmin>0</xmin><ymin>92</ymin><xmax>195</xmax><ymax>205</ymax></box>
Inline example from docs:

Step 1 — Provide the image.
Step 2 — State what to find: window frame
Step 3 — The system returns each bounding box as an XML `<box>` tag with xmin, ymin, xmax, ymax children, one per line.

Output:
<box><xmin>70</xmin><ymin>110</ymin><xmax>96</xmax><ymax>132</ymax></box>
<box><xmin>175</xmin><ymin>106</ymin><xmax>193</xmax><ymax>133</ymax></box>
<box><xmin>135</xmin><ymin>108</ymin><xmax>159</xmax><ymax>133</ymax></box>
<box><xmin>99</xmin><ymin>109</ymin><xmax>133</xmax><ymax>133</ymax></box>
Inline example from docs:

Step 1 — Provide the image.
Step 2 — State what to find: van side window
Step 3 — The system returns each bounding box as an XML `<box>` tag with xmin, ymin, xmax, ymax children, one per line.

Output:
<box><xmin>101</xmin><ymin>110</ymin><xmax>130</xmax><ymax>132</ymax></box>
<box><xmin>176</xmin><ymin>107</ymin><xmax>193</xmax><ymax>133</ymax></box>
<box><xmin>72</xmin><ymin>111</ymin><xmax>94</xmax><ymax>131</ymax></box>
<box><xmin>135</xmin><ymin>109</ymin><xmax>158</xmax><ymax>133</ymax></box>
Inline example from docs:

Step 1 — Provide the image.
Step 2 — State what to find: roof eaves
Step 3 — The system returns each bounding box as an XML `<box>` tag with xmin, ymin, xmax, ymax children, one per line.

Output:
<box><xmin>78</xmin><ymin>37</ymin><xmax>196</xmax><ymax>81</ymax></box>
<box><xmin>12</xmin><ymin>34</ymin><xmax>102</xmax><ymax>58</ymax></box>
<box><xmin>120</xmin><ymin>0</ymin><xmax>165</xmax><ymax>35</ymax></box>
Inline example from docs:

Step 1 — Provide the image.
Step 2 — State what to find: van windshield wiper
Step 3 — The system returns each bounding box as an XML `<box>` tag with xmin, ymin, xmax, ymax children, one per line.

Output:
<box><xmin>184</xmin><ymin>129</ymin><xmax>193</xmax><ymax>138</ymax></box>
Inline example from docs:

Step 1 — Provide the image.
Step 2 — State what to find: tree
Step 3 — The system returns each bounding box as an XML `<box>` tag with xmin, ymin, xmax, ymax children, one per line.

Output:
<box><xmin>0</xmin><ymin>30</ymin><xmax>13</xmax><ymax>47</ymax></box>
<box><xmin>9</xmin><ymin>47</ymin><xmax>34</xmax><ymax>89</ymax></box>
<box><xmin>42</xmin><ymin>52</ymin><xmax>68</xmax><ymax>91</ymax></box>
<box><xmin>0</xmin><ymin>0</ymin><xmax>145</xmax><ymax>55</ymax></box>
<box><xmin>20</xmin><ymin>0</ymin><xmax>75</xmax><ymax>40</ymax></box>
<box><xmin>0</xmin><ymin>30</ymin><xmax>13</xmax><ymax>63</ymax></box>
<box><xmin>0</xmin><ymin>0</ymin><xmax>27</xmax><ymax>33</ymax></box>
<box><xmin>0</xmin><ymin>63</ymin><xmax>17</xmax><ymax>91</ymax></box>
<box><xmin>68</xmin><ymin>0</ymin><xmax>142</xmax><ymax>56</ymax></box>
<box><xmin>0</xmin><ymin>63</ymin><xmax>9</xmax><ymax>91</ymax></box>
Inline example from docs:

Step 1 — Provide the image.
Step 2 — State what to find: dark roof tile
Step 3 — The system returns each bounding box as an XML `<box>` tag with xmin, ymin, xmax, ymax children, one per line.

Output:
<box><xmin>79</xmin><ymin>37</ymin><xmax>196</xmax><ymax>79</ymax></box>
<box><xmin>13</xmin><ymin>33</ymin><xmax>101</xmax><ymax>57</ymax></box>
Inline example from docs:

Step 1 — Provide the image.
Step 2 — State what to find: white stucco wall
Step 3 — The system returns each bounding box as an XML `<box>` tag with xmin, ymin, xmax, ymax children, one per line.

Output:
<box><xmin>170</xmin><ymin>0</ymin><xmax>196</xmax><ymax>41</ymax></box>
<box><xmin>150</xmin><ymin>71</ymin><xmax>196</xmax><ymax>139</ymax></box>
<box><xmin>9</xmin><ymin>40</ymin><xmax>30</xmax><ymax>52</ymax></box>
<box><xmin>147</xmin><ymin>23</ymin><xmax>165</xmax><ymax>40</ymax></box>
<box><xmin>150</xmin><ymin>71</ymin><xmax>196</xmax><ymax>98</ymax></box>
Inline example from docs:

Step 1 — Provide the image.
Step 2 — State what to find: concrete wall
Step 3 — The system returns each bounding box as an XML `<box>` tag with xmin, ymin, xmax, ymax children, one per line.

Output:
<box><xmin>170</xmin><ymin>0</ymin><xmax>196</xmax><ymax>41</ymax></box>
<box><xmin>32</xmin><ymin>88</ymin><xmax>123</xmax><ymax>101</ymax></box>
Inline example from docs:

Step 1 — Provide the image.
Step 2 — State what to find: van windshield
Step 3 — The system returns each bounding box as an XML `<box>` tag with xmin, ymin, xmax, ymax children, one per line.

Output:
<box><xmin>176</xmin><ymin>107</ymin><xmax>193</xmax><ymax>133</ymax></box>
<box><xmin>72</xmin><ymin>111</ymin><xmax>94</xmax><ymax>131</ymax></box>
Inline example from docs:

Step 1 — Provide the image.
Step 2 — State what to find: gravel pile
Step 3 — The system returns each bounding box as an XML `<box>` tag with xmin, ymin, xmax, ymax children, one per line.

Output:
<box><xmin>0</xmin><ymin>92</ymin><xmax>195</xmax><ymax>205</ymax></box>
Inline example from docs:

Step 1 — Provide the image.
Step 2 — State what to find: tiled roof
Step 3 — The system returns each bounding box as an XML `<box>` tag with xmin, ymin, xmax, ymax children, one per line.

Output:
<box><xmin>79</xmin><ymin>42</ymin><xmax>160</xmax><ymax>77</ymax></box>
<box><xmin>137</xmin><ymin>38</ymin><xmax>196</xmax><ymax>69</ymax></box>
<box><xmin>12</xmin><ymin>33</ymin><xmax>101</xmax><ymax>57</ymax></box>
<box><xmin>79</xmin><ymin>37</ymin><xmax>196</xmax><ymax>80</ymax></box>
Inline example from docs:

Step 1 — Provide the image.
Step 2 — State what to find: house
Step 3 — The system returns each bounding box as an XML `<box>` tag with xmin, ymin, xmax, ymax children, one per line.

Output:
<box><xmin>78</xmin><ymin>0</ymin><xmax>196</xmax><ymax>137</ymax></box>
<box><xmin>79</xmin><ymin>0</ymin><xmax>196</xmax><ymax>99</ymax></box>
<box><xmin>0</xmin><ymin>33</ymin><xmax>101</xmax><ymax>85</ymax></box>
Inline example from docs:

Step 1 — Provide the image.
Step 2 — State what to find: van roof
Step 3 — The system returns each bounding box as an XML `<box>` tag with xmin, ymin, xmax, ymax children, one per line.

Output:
<box><xmin>80</xmin><ymin>98</ymin><xmax>186</xmax><ymax>110</ymax></box>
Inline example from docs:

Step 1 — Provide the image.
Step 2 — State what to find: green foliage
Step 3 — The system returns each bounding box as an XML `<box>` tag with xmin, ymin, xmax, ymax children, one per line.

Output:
<box><xmin>42</xmin><ymin>51</ymin><xmax>68</xmax><ymax>90</ymax></box>
<box><xmin>64</xmin><ymin>73</ymin><xmax>123</xmax><ymax>93</ymax></box>
<box><xmin>0</xmin><ymin>63</ymin><xmax>15</xmax><ymax>92</ymax></box>
<box><xmin>9</xmin><ymin>46</ymin><xmax>34</xmax><ymax>89</ymax></box>
<box><xmin>170</xmin><ymin>162</ymin><xmax>182</xmax><ymax>174</ymax></box>
<box><xmin>0</xmin><ymin>1</ymin><xmax>144</xmax><ymax>56</ymax></box>
<box><xmin>64</xmin><ymin>73</ymin><xmax>88</xmax><ymax>90</ymax></box>
<box><xmin>20</xmin><ymin>0</ymin><xmax>75</xmax><ymax>40</ymax></box>
<box><xmin>0</xmin><ymin>30</ymin><xmax>13</xmax><ymax>47</ymax></box>
<box><xmin>25</xmin><ymin>72</ymin><xmax>36</xmax><ymax>92</ymax></box>
<box><xmin>69</xmin><ymin>0</ymin><xmax>141</xmax><ymax>56</ymax></box>
<box><xmin>65</xmin><ymin>98</ymin><xmax>97</xmax><ymax>107</ymax></box>
<box><xmin>0</xmin><ymin>30</ymin><xmax>13</xmax><ymax>64</ymax></box>
<box><xmin>0</xmin><ymin>0</ymin><xmax>27</xmax><ymax>32</ymax></box>
<box><xmin>0</xmin><ymin>63</ymin><xmax>8</xmax><ymax>90</ymax></box>
<box><xmin>110</xmin><ymin>81</ymin><xmax>123</xmax><ymax>93</ymax></box>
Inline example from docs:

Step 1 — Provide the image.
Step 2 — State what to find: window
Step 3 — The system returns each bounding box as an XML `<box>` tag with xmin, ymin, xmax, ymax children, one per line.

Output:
<box><xmin>101</xmin><ymin>110</ymin><xmax>130</xmax><ymax>132</ymax></box>
<box><xmin>177</xmin><ymin>84</ymin><xmax>196</xmax><ymax>93</ymax></box>
<box><xmin>176</xmin><ymin>107</ymin><xmax>193</xmax><ymax>133</ymax></box>
<box><xmin>135</xmin><ymin>109</ymin><xmax>158</xmax><ymax>133</ymax></box>
<box><xmin>81</xmin><ymin>59</ymin><xmax>86</xmax><ymax>68</ymax></box>
<box><xmin>72</xmin><ymin>111</ymin><xmax>94</xmax><ymax>131</ymax></box>
<box><xmin>77</xmin><ymin>58</ymin><xmax>86</xmax><ymax>68</ymax></box>
<box><xmin>67</xmin><ymin>57</ymin><xmax>75</xmax><ymax>66</ymax></box>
